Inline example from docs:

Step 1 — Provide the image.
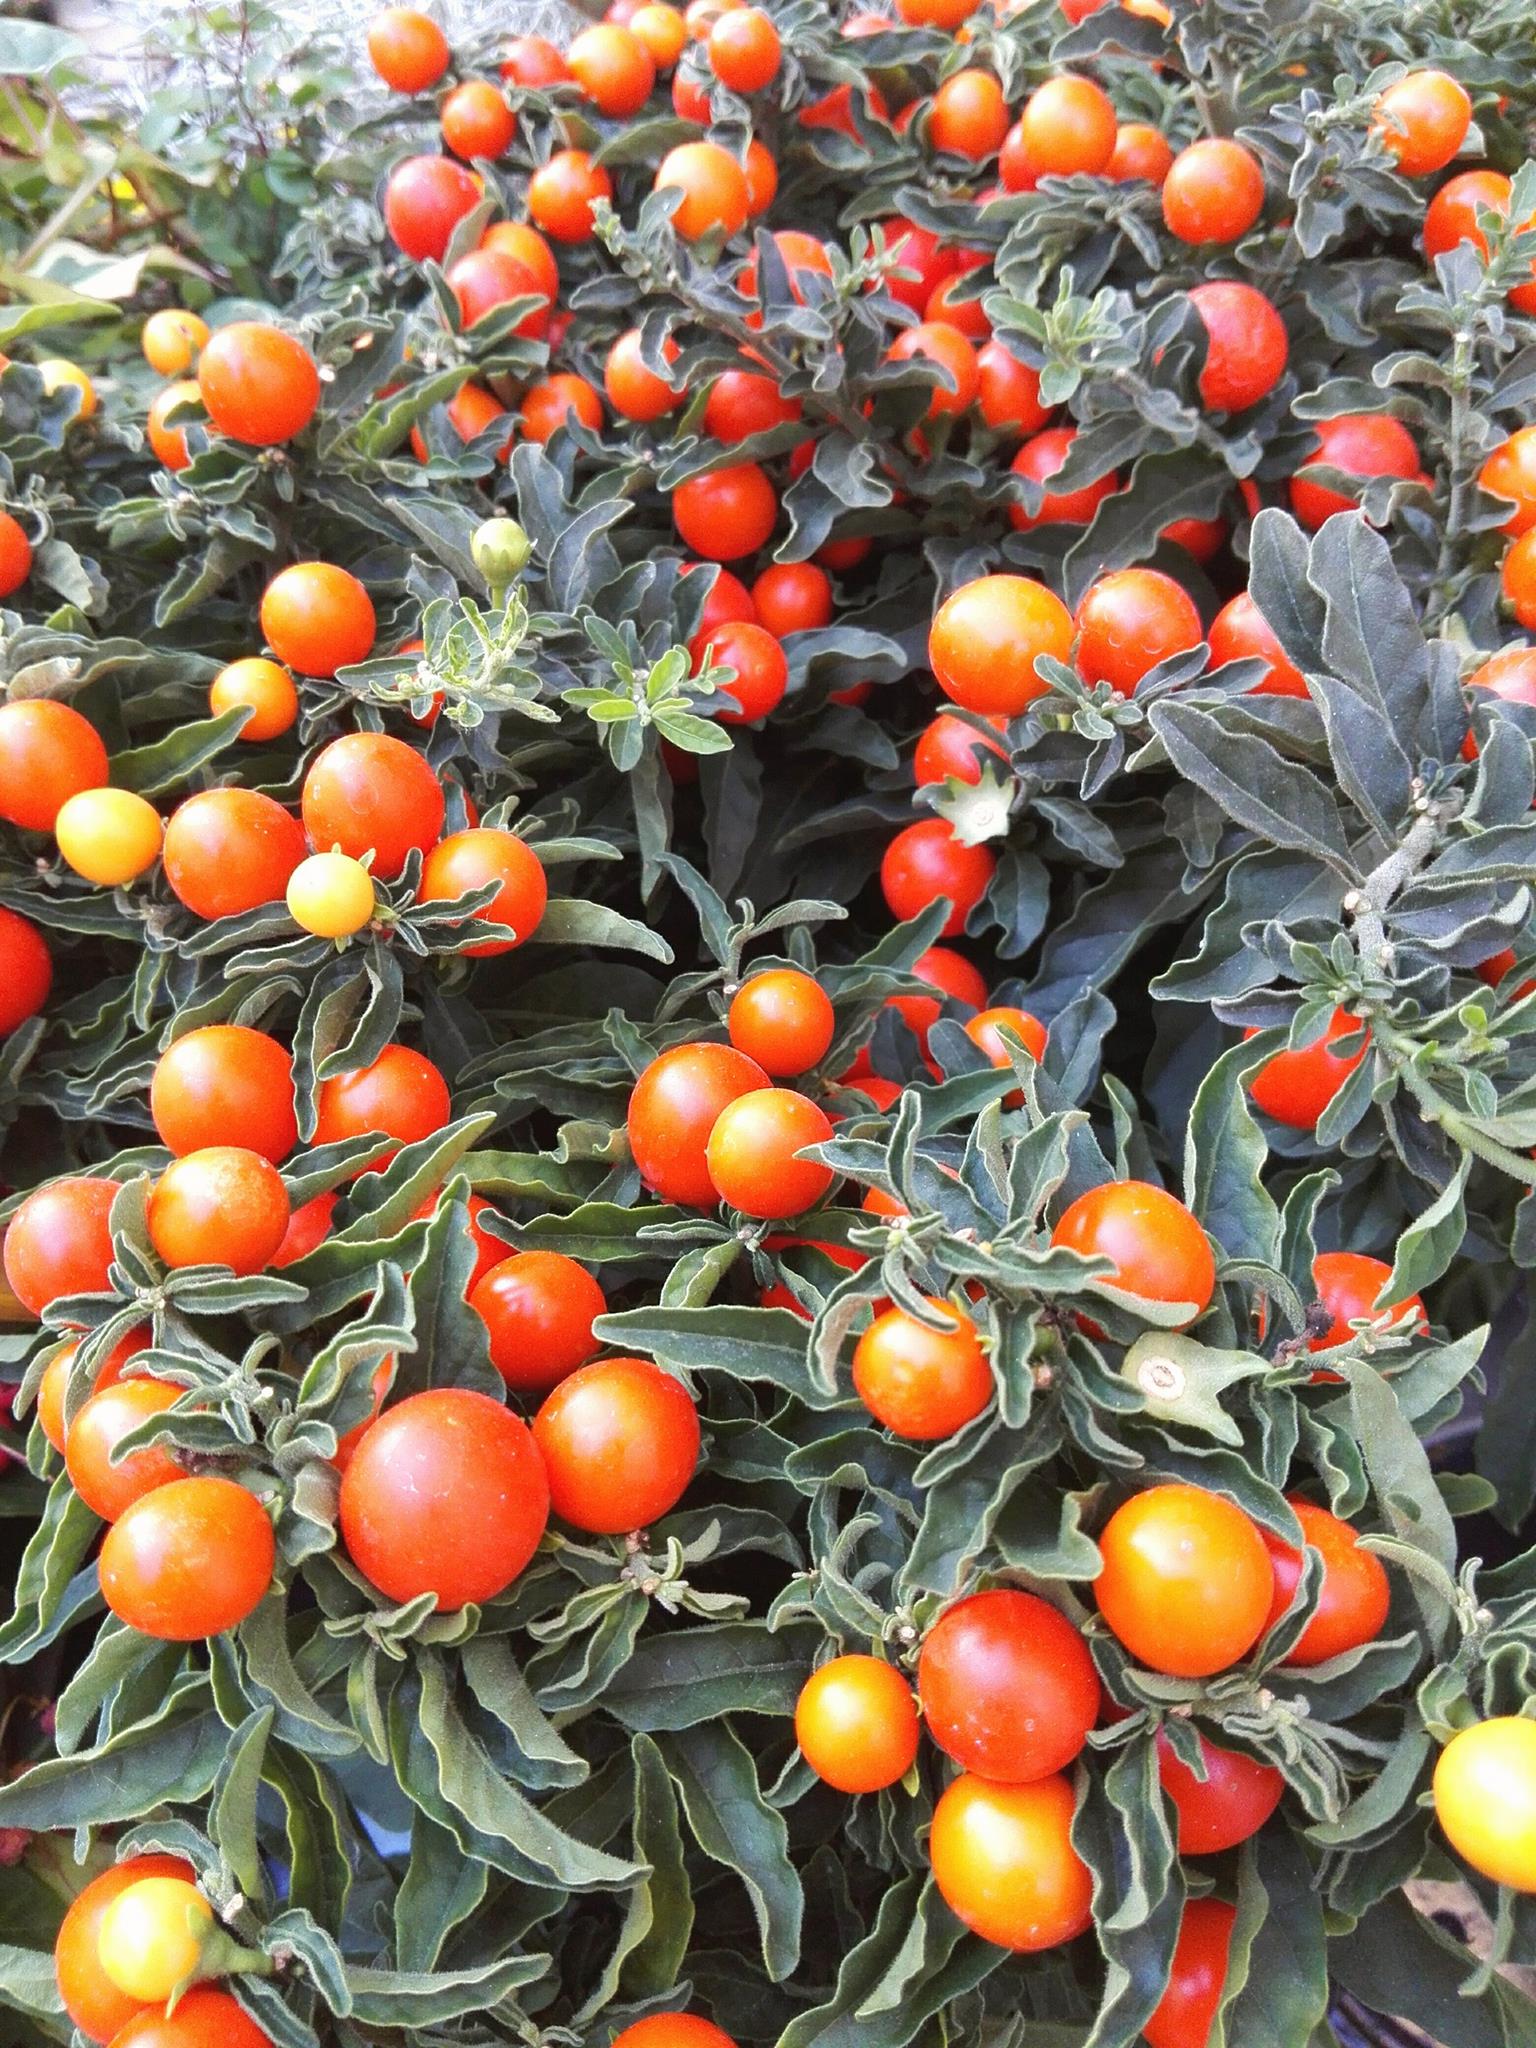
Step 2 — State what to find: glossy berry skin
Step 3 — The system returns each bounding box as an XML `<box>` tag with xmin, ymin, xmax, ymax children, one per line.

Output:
<box><xmin>702</xmin><ymin>619</ymin><xmax>788</xmax><ymax>723</ymax></box>
<box><xmin>163</xmin><ymin>787</ymin><xmax>308</xmax><ymax>923</ymax></box>
<box><xmin>1247</xmin><ymin>1008</ymin><xmax>1366</xmax><ymax>1130</ymax></box>
<box><xmin>36</xmin><ymin>1325</ymin><xmax>151</xmax><ymax>1454</ymax></box>
<box><xmin>419</xmin><ymin>828</ymin><xmax>548</xmax><ymax>952</ymax></box>
<box><xmin>1263</xmin><ymin>1496</ymin><xmax>1392</xmax><ymax>1666</ymax></box>
<box><xmin>441</xmin><ymin>80</ymin><xmax>517</xmax><ymax>162</ymax></box>
<box><xmin>1157</xmin><ymin>1729</ymin><xmax>1283</xmax><ymax>1855</ymax></box>
<box><xmin>0</xmin><ymin>699</ymin><xmax>109</xmax><ymax>833</ymax></box>
<box><xmin>260</xmin><ymin>562</ymin><xmax>375</xmax><ymax>677</ymax></box>
<box><xmin>1310</xmin><ymin>1251</ymin><xmax>1424</xmax><ymax>1351</ymax></box>
<box><xmin>196</xmin><ymin>323</ymin><xmax>320</xmax><ymax>446</ymax></box>
<box><xmin>605</xmin><ymin>329</ymin><xmax>684</xmax><ymax>421</ymax></box>
<box><xmin>1208</xmin><ymin>591</ymin><xmax>1307</xmax><ymax>698</ymax></box>
<box><xmin>534</xmin><ymin>1356</ymin><xmax>700</xmax><ymax>1533</ymax></box>
<box><xmin>627</xmin><ymin>1041</ymin><xmax>769</xmax><ymax>1206</ymax></box>
<box><xmin>151</xmin><ymin>1025</ymin><xmax>297</xmax><ymax>1163</ymax></box>
<box><xmin>4</xmin><ymin>1176</ymin><xmax>117</xmax><ymax>1315</ymax></box>
<box><xmin>1107</xmin><ymin>121</ymin><xmax>1174</xmax><ymax>184</ymax></box>
<box><xmin>108</xmin><ymin>1986</ymin><xmax>277</xmax><ymax>2048</ymax></box>
<box><xmin>706</xmin><ymin>1087</ymin><xmax>835</xmax><ymax>1218</ymax></box>
<box><xmin>610</xmin><ymin>2016</ymin><xmax>739</xmax><ymax>2048</ymax></box>
<box><xmin>1188</xmin><ymin>281</ymin><xmax>1288</xmax><ymax>413</ymax></box>
<box><xmin>1095</xmin><ymin>1484</ymin><xmax>1273</xmax><ymax>1678</ymax></box>
<box><xmin>0</xmin><ymin>507</ymin><xmax>32</xmax><ymax>598</ymax></box>
<box><xmin>751</xmin><ymin>562</ymin><xmax>830</xmax><ymax>636</ymax></box>
<box><xmin>928</xmin><ymin>1772</ymin><xmax>1092</xmax><ymax>1952</ymax></box>
<box><xmin>709</xmin><ymin>6</ymin><xmax>780</xmax><ymax>91</ymax></box>
<box><xmin>1017</xmin><ymin>74</ymin><xmax>1117</xmax><ymax>178</ymax></box>
<box><xmin>520</xmin><ymin>373</ymin><xmax>604</xmax><ymax>444</ymax></box>
<box><xmin>446</xmin><ymin>249</ymin><xmax>548</xmax><ymax>335</ymax></box>
<box><xmin>673</xmin><ymin>461</ymin><xmax>778</xmax><ymax>561</ymax></box>
<box><xmin>853</xmin><ymin>1297</ymin><xmax>992</xmax><ymax>1439</ymax></box>
<box><xmin>301</xmin><ymin>731</ymin><xmax>444</xmax><ymax>877</ymax></box>
<box><xmin>1502</xmin><ymin>531</ymin><xmax>1536</xmax><ymax>629</ymax></box>
<box><xmin>1072</xmin><ymin>569</ymin><xmax>1202</xmax><ymax>695</ymax></box>
<box><xmin>1433</xmin><ymin>1718</ymin><xmax>1536</xmax><ymax>1893</ymax></box>
<box><xmin>929</xmin><ymin>574</ymin><xmax>1073</xmax><ymax>715</ymax></box>
<box><xmin>312</xmin><ymin>1043</ymin><xmax>452</xmax><ymax>1172</ymax></box>
<box><xmin>0</xmin><ymin>905</ymin><xmax>52</xmax><ymax>1034</ymax></box>
<box><xmin>964</xmin><ymin>1006</ymin><xmax>1047</xmax><ymax>1102</ymax></box>
<box><xmin>286</xmin><ymin>851</ymin><xmax>375</xmax><ymax>938</ymax></box>
<box><xmin>914</xmin><ymin>713</ymin><xmax>1007</xmax><ymax>787</ymax></box>
<box><xmin>147</xmin><ymin>379</ymin><xmax>199</xmax><ymax>470</ymax></box>
<box><xmin>888</xmin><ymin>946</ymin><xmax>990</xmax><ymax>1050</ymax></box>
<box><xmin>795</xmin><ymin>1655</ymin><xmax>920</xmax><ymax>1793</ymax></box>
<box><xmin>65</xmin><ymin>1378</ymin><xmax>182</xmax><ymax>1522</ymax></box>
<box><xmin>881</xmin><ymin>820</ymin><xmax>996</xmax><ymax>938</ymax></box>
<box><xmin>976</xmin><ymin>341</ymin><xmax>1052</xmax><ymax>438</ymax></box>
<box><xmin>568</xmin><ymin>23</ymin><xmax>655</xmax><ymax>116</ymax></box>
<box><xmin>1145</xmin><ymin>1899</ymin><xmax>1235</xmax><ymax>2048</ymax></box>
<box><xmin>1162</xmin><ymin>138</ymin><xmax>1264</xmax><ymax>243</ymax></box>
<box><xmin>53</xmin><ymin>1852</ymin><xmax>197</xmax><ymax>2046</ymax></box>
<box><xmin>655</xmin><ymin>142</ymin><xmax>751</xmax><ymax>240</ymax></box>
<box><xmin>470</xmin><ymin>1251</ymin><xmax>606</xmax><ymax>1393</ymax></box>
<box><xmin>95</xmin><ymin>1874</ymin><xmax>212</xmax><ymax>2003</ymax></box>
<box><xmin>886</xmin><ymin>321</ymin><xmax>979</xmax><ymax>418</ymax></box>
<box><xmin>1479</xmin><ymin>426</ymin><xmax>1536</xmax><ymax>534</ymax></box>
<box><xmin>100</xmin><ymin>1476</ymin><xmax>274</xmax><ymax>1639</ymax></box>
<box><xmin>705</xmin><ymin>368</ymin><xmax>800</xmax><ymax>445</ymax></box>
<box><xmin>929</xmin><ymin>69</ymin><xmax>1008</xmax><ymax>161</ymax></box>
<box><xmin>918</xmin><ymin>1589</ymin><xmax>1100</xmax><ymax>1782</ymax></box>
<box><xmin>1372</xmin><ymin>69</ymin><xmax>1471</xmax><ymax>178</ymax></box>
<box><xmin>339</xmin><ymin>1388</ymin><xmax>549</xmax><ymax>1607</ymax></box>
<box><xmin>383</xmin><ymin>155</ymin><xmax>482</xmax><ymax>263</ymax></box>
<box><xmin>210</xmin><ymin>656</ymin><xmax>298</xmax><ymax>741</ymax></box>
<box><xmin>1288</xmin><ymin>413</ymin><xmax>1420</xmax><ymax>529</ymax></box>
<box><xmin>54</xmin><ymin>787</ymin><xmax>163</xmax><ymax>887</ymax></box>
<box><xmin>1050</xmin><ymin>1179</ymin><xmax>1215</xmax><ymax>1322</ymax></box>
<box><xmin>1009</xmin><ymin>426</ymin><xmax>1117</xmax><ymax>530</ymax></box>
<box><xmin>367</xmin><ymin>8</ymin><xmax>449</xmax><ymax>92</ymax></box>
<box><xmin>728</xmin><ymin>970</ymin><xmax>835</xmax><ymax>1076</ymax></box>
<box><xmin>147</xmin><ymin>1146</ymin><xmax>290</xmax><ymax>1276</ymax></box>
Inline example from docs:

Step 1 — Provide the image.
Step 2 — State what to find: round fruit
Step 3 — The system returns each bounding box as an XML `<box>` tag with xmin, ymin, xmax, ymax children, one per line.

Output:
<box><xmin>1247</xmin><ymin>1007</ymin><xmax>1367</xmax><ymax>1129</ymax></box>
<box><xmin>471</xmin><ymin>1250</ymin><xmax>607</xmax><ymax>1393</ymax></box>
<box><xmin>673</xmin><ymin>461</ymin><xmax>777</xmax><ymax>560</ymax></box>
<box><xmin>1073</xmin><ymin>568</ymin><xmax>1202</xmax><ymax>694</ymax></box>
<box><xmin>65</xmin><ymin>1377</ymin><xmax>182</xmax><ymax>1522</ymax></box>
<box><xmin>441</xmin><ymin>80</ymin><xmax>516</xmax><ymax>161</ymax></box>
<box><xmin>107</xmin><ymin>1986</ymin><xmax>277</xmax><ymax>2048</ymax></box>
<box><xmin>1503</xmin><ymin>531</ymin><xmax>1536</xmax><ymax>629</ymax></box>
<box><xmin>147</xmin><ymin>1145</ymin><xmax>290</xmax><ymax>1275</ymax></box>
<box><xmin>709</xmin><ymin>7</ymin><xmax>780</xmax><ymax>91</ymax></box>
<box><xmin>569</xmin><ymin>23</ymin><xmax>656</xmax><ymax>114</ymax></box>
<box><xmin>480</xmin><ymin>220</ymin><xmax>561</xmax><ymax>300</ymax></box>
<box><xmin>1009</xmin><ymin>425</ymin><xmax>1117</xmax><ymax>530</ymax></box>
<box><xmin>367</xmin><ymin>8</ymin><xmax>450</xmax><ymax>92</ymax></box>
<box><xmin>383</xmin><ymin>155</ymin><xmax>482</xmax><ymax>263</ymax></box>
<box><xmin>1310</xmin><ymin>1250</ymin><xmax>1424</xmax><ymax>1351</ymax></box>
<box><xmin>0</xmin><ymin>905</ymin><xmax>51</xmax><ymax>1034</ymax></box>
<box><xmin>53</xmin><ymin>1853</ymin><xmax>197</xmax><ymax>2045</ymax></box>
<box><xmin>1050</xmin><ymin>1178</ymin><xmax>1215</xmax><ymax>1321</ymax></box>
<box><xmin>54</xmin><ymin>787</ymin><xmax>163</xmax><ymax>886</ymax></box>
<box><xmin>446</xmin><ymin>248</ymin><xmax>548</xmax><ymax>335</ymax></box>
<box><xmin>301</xmin><ymin>731</ymin><xmax>444</xmax><ymax>876</ymax></box>
<box><xmin>1107</xmin><ymin>121</ymin><xmax>1174</xmax><ymax>184</ymax></box>
<box><xmin>4</xmin><ymin>1176</ymin><xmax>117</xmax><ymax>1315</ymax></box>
<box><xmin>632</xmin><ymin>4</ymin><xmax>689</xmax><ymax>68</ymax></box>
<box><xmin>39</xmin><ymin>359</ymin><xmax>97</xmax><ymax>420</ymax></box>
<box><xmin>605</xmin><ymin>329</ymin><xmax>684</xmax><ymax>423</ymax></box>
<box><xmin>914</xmin><ymin>712</ymin><xmax>1007</xmax><ymax>787</ymax></box>
<box><xmin>286</xmin><ymin>851</ymin><xmax>376</xmax><ymax>938</ymax></box>
<box><xmin>0</xmin><ymin>699</ymin><xmax>109</xmax><ymax>833</ymax></box>
<box><xmin>141</xmin><ymin>308</ymin><xmax>209</xmax><ymax>374</ymax></box>
<box><xmin>698</xmin><ymin>619</ymin><xmax>787</xmax><ymax>723</ymax></box>
<box><xmin>533</xmin><ymin>1355</ymin><xmax>700</xmax><ymax>1533</ymax></box>
<box><xmin>795</xmin><ymin>1655</ymin><xmax>920</xmax><ymax>1793</ymax></box>
<box><xmin>750</xmin><ymin>561</ymin><xmax>829</xmax><ymax>635</ymax></box>
<box><xmin>1208</xmin><ymin>591</ymin><xmax>1307</xmax><ymax>698</ymax></box>
<box><xmin>0</xmin><ymin>507</ymin><xmax>32</xmax><ymax>597</ymax></box>
<box><xmin>147</xmin><ymin>379</ymin><xmax>200</xmax><ymax>470</ymax></box>
<box><xmin>151</xmin><ymin>1025</ymin><xmax>296</xmax><ymax>1164</ymax></box>
<box><xmin>1162</xmin><ymin>138</ymin><xmax>1265</xmax><ymax>243</ymax></box>
<box><xmin>260</xmin><ymin>562</ymin><xmax>375</xmax><ymax>677</ymax></box>
<box><xmin>1372</xmin><ymin>69</ymin><xmax>1472</xmax><ymax>178</ymax></box>
<box><xmin>340</xmin><ymin>1388</ymin><xmax>548</xmax><ymax>1606</ymax></box>
<box><xmin>527</xmin><ymin>151</ymin><xmax>613</xmax><ymax>243</ymax></box>
<box><xmin>976</xmin><ymin>342</ymin><xmax>1051</xmax><ymax>438</ymax></box>
<box><xmin>519</xmin><ymin>372</ymin><xmax>604</xmax><ymax>443</ymax></box>
<box><xmin>96</xmin><ymin>1874</ymin><xmax>212</xmax><ymax>2003</ymax></box>
<box><xmin>1289</xmin><ymin>413</ymin><xmax>1420</xmax><ymax>529</ymax></box>
<box><xmin>1433</xmin><ymin>1717</ymin><xmax>1536</xmax><ymax>1892</ymax></box>
<box><xmin>312</xmin><ymin>1043</ymin><xmax>452</xmax><ymax>1171</ymax></box>
<box><xmin>655</xmin><ymin>139</ymin><xmax>753</xmax><ymax>240</ymax></box>
<box><xmin>419</xmin><ymin>827</ymin><xmax>548</xmax><ymax>952</ymax></box>
<box><xmin>162</xmin><ymin>788</ymin><xmax>307</xmax><ymax>921</ymax></box>
<box><xmin>502</xmin><ymin>35</ymin><xmax>570</xmax><ymax>87</ymax></box>
<box><xmin>209</xmin><ymin>656</ymin><xmax>298</xmax><ymax>741</ymax></box>
<box><xmin>852</xmin><ymin>1296</ymin><xmax>992</xmax><ymax>1439</ymax></box>
<box><xmin>885</xmin><ymin>321</ymin><xmax>979</xmax><ymax>418</ymax></box>
<box><xmin>705</xmin><ymin>367</ymin><xmax>800</xmax><ymax>444</ymax></box>
<box><xmin>1017</xmin><ymin>74</ymin><xmax>1117</xmax><ymax>178</ymax></box>
<box><xmin>272</xmin><ymin>1191</ymin><xmax>338</xmax><ymax>1268</ymax></box>
<box><xmin>930</xmin><ymin>575</ymin><xmax>1073</xmax><ymax>714</ymax></box>
<box><xmin>1262</xmin><ymin>1496</ymin><xmax>1392</xmax><ymax>1666</ymax></box>
<box><xmin>917</xmin><ymin>1588</ymin><xmax>1100</xmax><ymax>1781</ymax></box>
<box><xmin>1157</xmin><ymin>1729</ymin><xmax>1283</xmax><ymax>1855</ymax></box>
<box><xmin>929</xmin><ymin>69</ymin><xmax>1008</xmax><ymax>161</ymax></box>
<box><xmin>1145</xmin><ymin>1899</ymin><xmax>1235</xmax><ymax>2048</ymax></box>
<box><xmin>706</xmin><ymin>1086</ymin><xmax>834</xmax><ymax>1218</ymax></box>
<box><xmin>610</xmin><ymin>2017</ymin><xmax>738</xmax><ymax>2048</ymax></box>
<box><xmin>964</xmin><ymin>1007</ymin><xmax>1047</xmax><ymax>1098</ymax></box>
<box><xmin>100</xmin><ymin>1475</ymin><xmax>275</xmax><ymax>1638</ymax></box>
<box><xmin>1479</xmin><ymin>428</ymin><xmax>1536</xmax><ymax>535</ymax></box>
<box><xmin>1188</xmin><ymin>280</ymin><xmax>1288</xmax><ymax>413</ymax></box>
<box><xmin>728</xmin><ymin>969</ymin><xmax>835</xmax><ymax>1076</ymax></box>
<box><xmin>627</xmin><ymin>1040</ymin><xmax>770</xmax><ymax>1206</ymax></box>
<box><xmin>881</xmin><ymin>819</ymin><xmax>996</xmax><ymax>937</ymax></box>
<box><xmin>1095</xmin><ymin>1483</ymin><xmax>1273</xmax><ymax>1677</ymax></box>
<box><xmin>196</xmin><ymin>322</ymin><xmax>320</xmax><ymax>445</ymax></box>
<box><xmin>928</xmin><ymin>1772</ymin><xmax>1092</xmax><ymax>1952</ymax></box>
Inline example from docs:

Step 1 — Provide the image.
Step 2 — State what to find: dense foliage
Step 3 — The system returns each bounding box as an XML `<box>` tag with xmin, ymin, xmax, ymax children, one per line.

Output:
<box><xmin>3</xmin><ymin>0</ymin><xmax>1536</xmax><ymax>2043</ymax></box>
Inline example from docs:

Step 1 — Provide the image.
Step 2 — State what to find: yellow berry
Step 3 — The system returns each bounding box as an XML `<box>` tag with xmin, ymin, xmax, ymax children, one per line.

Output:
<box><xmin>37</xmin><ymin>360</ymin><xmax>97</xmax><ymax>421</ymax></box>
<box><xmin>96</xmin><ymin>1875</ymin><xmax>213</xmax><ymax>2002</ymax></box>
<box><xmin>142</xmin><ymin>309</ymin><xmax>210</xmax><ymax>376</ymax></box>
<box><xmin>287</xmin><ymin>850</ymin><xmax>376</xmax><ymax>936</ymax></box>
<box><xmin>55</xmin><ymin>787</ymin><xmax>164</xmax><ymax>886</ymax></box>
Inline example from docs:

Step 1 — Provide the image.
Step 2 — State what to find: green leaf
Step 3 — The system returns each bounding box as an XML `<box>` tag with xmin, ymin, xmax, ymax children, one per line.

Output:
<box><xmin>655</xmin><ymin>1723</ymin><xmax>803</xmax><ymax>1982</ymax></box>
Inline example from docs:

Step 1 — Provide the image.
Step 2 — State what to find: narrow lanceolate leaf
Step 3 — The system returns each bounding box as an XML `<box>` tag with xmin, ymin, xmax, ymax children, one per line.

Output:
<box><xmin>1150</xmin><ymin>701</ymin><xmax>1354</xmax><ymax>868</ymax></box>
<box><xmin>655</xmin><ymin>1722</ymin><xmax>803</xmax><ymax>1981</ymax></box>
